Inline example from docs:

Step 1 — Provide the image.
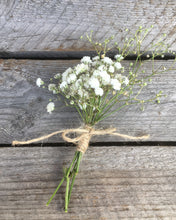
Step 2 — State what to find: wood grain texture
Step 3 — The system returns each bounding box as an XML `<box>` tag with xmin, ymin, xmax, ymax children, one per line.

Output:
<box><xmin>0</xmin><ymin>59</ymin><xmax>176</xmax><ymax>144</ymax></box>
<box><xmin>0</xmin><ymin>146</ymin><xmax>176</xmax><ymax>220</ymax></box>
<box><xmin>0</xmin><ymin>0</ymin><xmax>176</xmax><ymax>51</ymax></box>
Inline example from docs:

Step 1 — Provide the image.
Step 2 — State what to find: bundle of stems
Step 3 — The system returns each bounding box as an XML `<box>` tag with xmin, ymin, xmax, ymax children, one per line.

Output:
<box><xmin>46</xmin><ymin>151</ymin><xmax>82</xmax><ymax>212</ymax></box>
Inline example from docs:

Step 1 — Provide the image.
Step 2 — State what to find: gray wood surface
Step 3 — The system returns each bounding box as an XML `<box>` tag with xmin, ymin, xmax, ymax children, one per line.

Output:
<box><xmin>1</xmin><ymin>1</ymin><xmax>176</xmax><ymax>219</ymax></box>
<box><xmin>0</xmin><ymin>0</ymin><xmax>176</xmax><ymax>51</ymax></box>
<box><xmin>0</xmin><ymin>146</ymin><xmax>175</xmax><ymax>220</ymax></box>
<box><xmin>0</xmin><ymin>59</ymin><xmax>176</xmax><ymax>144</ymax></box>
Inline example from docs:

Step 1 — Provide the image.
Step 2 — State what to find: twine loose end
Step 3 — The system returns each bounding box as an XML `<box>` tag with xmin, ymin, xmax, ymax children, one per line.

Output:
<box><xmin>12</xmin><ymin>141</ymin><xmax>19</xmax><ymax>146</ymax></box>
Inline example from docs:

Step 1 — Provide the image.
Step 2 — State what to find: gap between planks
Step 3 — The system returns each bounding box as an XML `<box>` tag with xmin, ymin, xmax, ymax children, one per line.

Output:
<box><xmin>1</xmin><ymin>141</ymin><xmax>176</xmax><ymax>148</ymax></box>
<box><xmin>0</xmin><ymin>51</ymin><xmax>175</xmax><ymax>60</ymax></box>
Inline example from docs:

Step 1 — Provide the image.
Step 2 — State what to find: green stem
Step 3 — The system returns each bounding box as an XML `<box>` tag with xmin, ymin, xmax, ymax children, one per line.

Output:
<box><xmin>65</xmin><ymin>177</ymin><xmax>70</xmax><ymax>213</ymax></box>
<box><xmin>67</xmin><ymin>152</ymin><xmax>82</xmax><ymax>209</ymax></box>
<box><xmin>67</xmin><ymin>153</ymin><xmax>80</xmax><ymax>203</ymax></box>
<box><xmin>97</xmin><ymin>103</ymin><xmax>128</xmax><ymax>123</ymax></box>
<box><xmin>46</xmin><ymin>151</ymin><xmax>78</xmax><ymax>207</ymax></box>
<box><xmin>99</xmin><ymin>89</ymin><xmax>109</xmax><ymax>108</ymax></box>
<box><xmin>76</xmin><ymin>152</ymin><xmax>82</xmax><ymax>173</ymax></box>
<box><xmin>46</xmin><ymin>177</ymin><xmax>65</xmax><ymax>206</ymax></box>
<box><xmin>66</xmin><ymin>151</ymin><xmax>78</xmax><ymax>177</ymax></box>
<box><xmin>96</xmin><ymin>101</ymin><xmax>139</xmax><ymax>123</ymax></box>
<box><xmin>46</xmin><ymin>148</ymin><xmax>84</xmax><ymax>212</ymax></box>
<box><xmin>64</xmin><ymin>152</ymin><xmax>79</xmax><ymax>212</ymax></box>
<box><xmin>75</xmin><ymin>105</ymin><xmax>84</xmax><ymax>122</ymax></box>
<box><xmin>68</xmin><ymin>173</ymin><xmax>76</xmax><ymax>203</ymax></box>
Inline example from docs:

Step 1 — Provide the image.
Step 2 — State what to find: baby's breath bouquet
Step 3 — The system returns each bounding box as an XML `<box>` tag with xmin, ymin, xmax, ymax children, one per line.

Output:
<box><xmin>14</xmin><ymin>26</ymin><xmax>175</xmax><ymax>212</ymax></box>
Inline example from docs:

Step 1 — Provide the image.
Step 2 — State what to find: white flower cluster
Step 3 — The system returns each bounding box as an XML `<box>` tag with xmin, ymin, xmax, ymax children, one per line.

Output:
<box><xmin>57</xmin><ymin>55</ymin><xmax>128</xmax><ymax>110</ymax></box>
<box><xmin>36</xmin><ymin>54</ymin><xmax>129</xmax><ymax>113</ymax></box>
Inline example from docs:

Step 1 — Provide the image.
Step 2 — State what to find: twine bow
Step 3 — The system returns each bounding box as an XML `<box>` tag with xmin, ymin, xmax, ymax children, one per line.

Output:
<box><xmin>12</xmin><ymin>126</ymin><xmax>149</xmax><ymax>153</ymax></box>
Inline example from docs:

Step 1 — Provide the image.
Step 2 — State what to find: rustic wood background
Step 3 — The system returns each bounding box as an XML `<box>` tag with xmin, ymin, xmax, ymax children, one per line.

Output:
<box><xmin>0</xmin><ymin>1</ymin><xmax>176</xmax><ymax>220</ymax></box>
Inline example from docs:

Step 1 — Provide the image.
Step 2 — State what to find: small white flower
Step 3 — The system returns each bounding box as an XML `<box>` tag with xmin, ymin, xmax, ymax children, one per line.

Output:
<box><xmin>75</xmin><ymin>79</ymin><xmax>82</xmax><ymax>88</ymax></box>
<box><xmin>84</xmin><ymin>81</ymin><xmax>90</xmax><ymax>89</ymax></box>
<box><xmin>98</xmin><ymin>65</ymin><xmax>106</xmax><ymax>71</ymax></box>
<box><xmin>95</xmin><ymin>87</ymin><xmax>104</xmax><ymax>96</ymax></box>
<box><xmin>48</xmin><ymin>84</ymin><xmax>57</xmax><ymax>94</ymax></box>
<box><xmin>62</xmin><ymin>72</ymin><xmax>68</xmax><ymax>82</ymax></box>
<box><xmin>54</xmin><ymin>73</ymin><xmax>61</xmax><ymax>79</ymax></box>
<box><xmin>115</xmin><ymin>73</ymin><xmax>123</xmax><ymax>79</ymax></box>
<box><xmin>84</xmin><ymin>91</ymin><xmax>89</xmax><ymax>99</ymax></box>
<box><xmin>65</xmin><ymin>67</ymin><xmax>73</xmax><ymax>74</ymax></box>
<box><xmin>92</xmin><ymin>56</ymin><xmax>100</xmax><ymax>61</ymax></box>
<box><xmin>75</xmin><ymin>63</ymin><xmax>88</xmax><ymax>75</ymax></box>
<box><xmin>102</xmin><ymin>57</ymin><xmax>113</xmax><ymax>65</ymax></box>
<box><xmin>69</xmin><ymin>85</ymin><xmax>77</xmax><ymax>95</ymax></box>
<box><xmin>109</xmin><ymin>65</ymin><xmax>114</xmax><ymax>73</ymax></box>
<box><xmin>62</xmin><ymin>67</ymin><xmax>73</xmax><ymax>81</ymax></box>
<box><xmin>93</xmin><ymin>70</ymin><xmax>100</xmax><ymax>77</ymax></box>
<box><xmin>111</xmin><ymin>79</ymin><xmax>121</xmax><ymax>90</ymax></box>
<box><xmin>48</xmin><ymin>84</ymin><xmax>56</xmax><ymax>91</ymax></box>
<box><xmin>36</xmin><ymin>78</ymin><xmax>44</xmax><ymax>87</ymax></box>
<box><xmin>92</xmin><ymin>61</ymin><xmax>98</xmax><ymax>67</ymax></box>
<box><xmin>81</xmin><ymin>56</ymin><xmax>92</xmax><ymax>64</ymax></box>
<box><xmin>67</xmin><ymin>73</ymin><xmax>77</xmax><ymax>84</ymax></box>
<box><xmin>78</xmin><ymin>89</ymin><xmax>83</xmax><ymax>97</ymax></box>
<box><xmin>60</xmin><ymin>81</ymin><xmax>67</xmax><ymax>90</ymax></box>
<box><xmin>46</xmin><ymin>102</ymin><xmax>55</xmax><ymax>114</ymax></box>
<box><xmin>114</xmin><ymin>62</ymin><xmax>122</xmax><ymax>70</ymax></box>
<box><xmin>89</xmin><ymin>77</ymin><xmax>100</xmax><ymax>89</ymax></box>
<box><xmin>99</xmin><ymin>71</ymin><xmax>110</xmax><ymax>85</ymax></box>
<box><xmin>85</xmin><ymin>73</ymin><xmax>90</xmax><ymax>78</ymax></box>
<box><xmin>114</xmin><ymin>54</ymin><xmax>124</xmax><ymax>61</ymax></box>
<box><xmin>122</xmin><ymin>76</ymin><xmax>129</xmax><ymax>85</ymax></box>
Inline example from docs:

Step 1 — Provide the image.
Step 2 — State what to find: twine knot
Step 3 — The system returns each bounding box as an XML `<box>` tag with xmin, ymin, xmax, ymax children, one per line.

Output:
<box><xmin>62</xmin><ymin>126</ymin><xmax>93</xmax><ymax>153</ymax></box>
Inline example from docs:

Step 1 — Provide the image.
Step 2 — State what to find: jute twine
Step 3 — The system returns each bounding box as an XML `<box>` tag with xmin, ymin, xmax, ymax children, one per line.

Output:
<box><xmin>12</xmin><ymin>126</ymin><xmax>149</xmax><ymax>154</ymax></box>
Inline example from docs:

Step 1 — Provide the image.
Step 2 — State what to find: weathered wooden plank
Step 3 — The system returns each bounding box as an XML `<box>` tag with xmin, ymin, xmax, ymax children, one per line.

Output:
<box><xmin>0</xmin><ymin>146</ymin><xmax>176</xmax><ymax>219</ymax></box>
<box><xmin>0</xmin><ymin>59</ymin><xmax>176</xmax><ymax>144</ymax></box>
<box><xmin>0</xmin><ymin>0</ymin><xmax>176</xmax><ymax>51</ymax></box>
